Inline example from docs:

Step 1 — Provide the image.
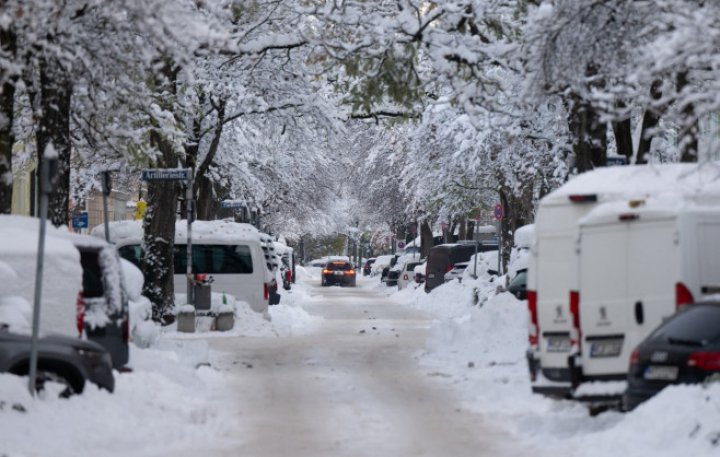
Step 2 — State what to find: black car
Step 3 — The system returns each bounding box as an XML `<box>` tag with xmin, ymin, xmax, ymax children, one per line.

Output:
<box><xmin>385</xmin><ymin>267</ymin><xmax>401</xmax><ymax>287</ymax></box>
<box><xmin>321</xmin><ymin>261</ymin><xmax>357</xmax><ymax>287</ymax></box>
<box><xmin>362</xmin><ymin>258</ymin><xmax>376</xmax><ymax>276</ymax></box>
<box><xmin>0</xmin><ymin>327</ymin><xmax>115</xmax><ymax>396</ymax></box>
<box><xmin>624</xmin><ymin>302</ymin><xmax>720</xmax><ymax>411</ymax></box>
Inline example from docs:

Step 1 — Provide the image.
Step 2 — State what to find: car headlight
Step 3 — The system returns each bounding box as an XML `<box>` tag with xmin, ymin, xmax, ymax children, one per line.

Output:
<box><xmin>76</xmin><ymin>348</ymin><xmax>112</xmax><ymax>367</ymax></box>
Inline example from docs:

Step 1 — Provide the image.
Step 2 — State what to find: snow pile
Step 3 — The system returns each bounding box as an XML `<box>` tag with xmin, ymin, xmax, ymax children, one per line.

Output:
<box><xmin>0</xmin><ymin>342</ymin><xmax>244</xmax><ymax>457</ymax></box>
<box><xmin>398</xmin><ymin>262</ymin><xmax>720</xmax><ymax>457</ymax></box>
<box><xmin>269</xmin><ymin>304</ymin><xmax>323</xmax><ymax>336</ymax></box>
<box><xmin>0</xmin><ymin>295</ymin><xmax>33</xmax><ymax>333</ymax></box>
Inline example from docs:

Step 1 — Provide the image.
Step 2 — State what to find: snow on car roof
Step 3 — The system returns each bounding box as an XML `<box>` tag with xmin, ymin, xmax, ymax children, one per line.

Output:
<box><xmin>542</xmin><ymin>162</ymin><xmax>720</xmax><ymax>206</ymax></box>
<box><xmin>93</xmin><ymin>219</ymin><xmax>261</xmax><ymax>245</ymax></box>
<box><xmin>513</xmin><ymin>224</ymin><xmax>534</xmax><ymax>248</ymax></box>
<box><xmin>0</xmin><ymin>215</ymin><xmax>83</xmax><ymax>258</ymax></box>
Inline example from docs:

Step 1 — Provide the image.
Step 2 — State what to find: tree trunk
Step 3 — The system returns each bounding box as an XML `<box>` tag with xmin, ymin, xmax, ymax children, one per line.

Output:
<box><xmin>458</xmin><ymin>217</ymin><xmax>467</xmax><ymax>241</ymax></box>
<box><xmin>420</xmin><ymin>220</ymin><xmax>433</xmax><ymax>258</ymax></box>
<box><xmin>636</xmin><ymin>80</ymin><xmax>663</xmax><ymax>165</ymax></box>
<box><xmin>612</xmin><ymin>117</ymin><xmax>633</xmax><ymax>163</ymax></box>
<box><xmin>0</xmin><ymin>27</ymin><xmax>16</xmax><ymax>214</ymax></box>
<box><xmin>676</xmin><ymin>72</ymin><xmax>698</xmax><ymax>163</ymax></box>
<box><xmin>35</xmin><ymin>57</ymin><xmax>72</xmax><ymax>226</ymax></box>
<box><xmin>498</xmin><ymin>182</ymin><xmax>534</xmax><ymax>273</ymax></box>
<box><xmin>567</xmin><ymin>94</ymin><xmax>607</xmax><ymax>172</ymax></box>
<box><xmin>141</xmin><ymin>61</ymin><xmax>180</xmax><ymax>322</ymax></box>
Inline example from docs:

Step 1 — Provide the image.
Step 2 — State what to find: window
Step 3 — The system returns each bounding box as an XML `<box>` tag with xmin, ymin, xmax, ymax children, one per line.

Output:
<box><xmin>326</xmin><ymin>261</ymin><xmax>352</xmax><ymax>271</ymax></box>
<box><xmin>118</xmin><ymin>244</ymin><xmax>254</xmax><ymax>274</ymax></box>
<box><xmin>175</xmin><ymin>244</ymin><xmax>254</xmax><ymax>274</ymax></box>
<box><xmin>654</xmin><ymin>305</ymin><xmax>720</xmax><ymax>345</ymax></box>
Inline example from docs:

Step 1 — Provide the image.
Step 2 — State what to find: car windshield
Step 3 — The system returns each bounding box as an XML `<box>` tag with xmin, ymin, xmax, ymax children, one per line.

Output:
<box><xmin>652</xmin><ymin>305</ymin><xmax>720</xmax><ymax>346</ymax></box>
<box><xmin>509</xmin><ymin>270</ymin><xmax>528</xmax><ymax>288</ymax></box>
<box><xmin>326</xmin><ymin>261</ymin><xmax>352</xmax><ymax>271</ymax></box>
<box><xmin>406</xmin><ymin>262</ymin><xmax>421</xmax><ymax>271</ymax></box>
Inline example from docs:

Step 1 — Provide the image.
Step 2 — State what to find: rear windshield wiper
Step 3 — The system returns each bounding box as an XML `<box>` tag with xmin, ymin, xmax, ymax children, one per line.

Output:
<box><xmin>667</xmin><ymin>337</ymin><xmax>705</xmax><ymax>347</ymax></box>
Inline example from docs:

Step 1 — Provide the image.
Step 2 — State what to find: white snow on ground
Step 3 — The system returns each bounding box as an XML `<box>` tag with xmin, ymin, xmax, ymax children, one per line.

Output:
<box><xmin>0</xmin><ymin>341</ymin><xmax>243</xmax><ymax>457</ymax></box>
<box><xmin>385</xmin><ymin>275</ymin><xmax>720</xmax><ymax>457</ymax></box>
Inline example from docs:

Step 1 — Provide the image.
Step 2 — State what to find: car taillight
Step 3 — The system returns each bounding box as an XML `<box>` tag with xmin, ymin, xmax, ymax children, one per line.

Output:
<box><xmin>286</xmin><ymin>270</ymin><xmax>293</xmax><ymax>282</ymax></box>
<box><xmin>264</xmin><ymin>283</ymin><xmax>269</xmax><ymax>301</ymax></box>
<box><xmin>322</xmin><ymin>269</ymin><xmax>330</xmax><ymax>274</ymax></box>
<box><xmin>527</xmin><ymin>290</ymin><xmax>539</xmax><ymax>347</ymax></box>
<box><xmin>446</xmin><ymin>264</ymin><xmax>454</xmax><ymax>273</ymax></box>
<box><xmin>629</xmin><ymin>348</ymin><xmax>640</xmax><ymax>367</ymax></box>
<box><xmin>122</xmin><ymin>317</ymin><xmax>129</xmax><ymax>344</ymax></box>
<box><xmin>618</xmin><ymin>213</ymin><xmax>639</xmax><ymax>222</ymax></box>
<box><xmin>688</xmin><ymin>352</ymin><xmax>720</xmax><ymax>371</ymax></box>
<box><xmin>345</xmin><ymin>270</ymin><xmax>356</xmax><ymax>275</ymax></box>
<box><xmin>675</xmin><ymin>282</ymin><xmax>694</xmax><ymax>310</ymax></box>
<box><xmin>569</xmin><ymin>290</ymin><xmax>581</xmax><ymax>348</ymax></box>
<box><xmin>76</xmin><ymin>292</ymin><xmax>85</xmax><ymax>337</ymax></box>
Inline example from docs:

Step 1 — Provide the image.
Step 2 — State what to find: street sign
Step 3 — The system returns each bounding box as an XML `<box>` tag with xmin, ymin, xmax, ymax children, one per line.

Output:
<box><xmin>71</xmin><ymin>212</ymin><xmax>89</xmax><ymax>229</ymax></box>
<box><xmin>141</xmin><ymin>168</ymin><xmax>190</xmax><ymax>181</ymax></box>
<box><xmin>221</xmin><ymin>200</ymin><xmax>246</xmax><ymax>209</ymax></box>
<box><xmin>494</xmin><ymin>203</ymin><xmax>504</xmax><ymax>221</ymax></box>
<box><xmin>397</xmin><ymin>241</ymin><xmax>406</xmax><ymax>249</ymax></box>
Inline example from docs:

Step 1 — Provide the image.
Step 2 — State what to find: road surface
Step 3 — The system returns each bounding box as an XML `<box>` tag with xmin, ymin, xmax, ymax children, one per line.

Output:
<box><xmin>202</xmin><ymin>280</ymin><xmax>519</xmax><ymax>457</ymax></box>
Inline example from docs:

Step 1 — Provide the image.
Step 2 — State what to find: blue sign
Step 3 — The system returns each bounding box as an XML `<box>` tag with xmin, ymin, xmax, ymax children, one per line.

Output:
<box><xmin>141</xmin><ymin>168</ymin><xmax>190</xmax><ymax>181</ymax></box>
<box><xmin>607</xmin><ymin>156</ymin><xmax>628</xmax><ymax>166</ymax></box>
<box><xmin>72</xmin><ymin>212</ymin><xmax>89</xmax><ymax>229</ymax></box>
<box><xmin>494</xmin><ymin>203</ymin><xmax>504</xmax><ymax>221</ymax></box>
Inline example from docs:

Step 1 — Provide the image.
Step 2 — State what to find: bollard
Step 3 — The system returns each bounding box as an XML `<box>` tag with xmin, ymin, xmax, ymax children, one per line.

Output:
<box><xmin>215</xmin><ymin>305</ymin><xmax>235</xmax><ymax>331</ymax></box>
<box><xmin>177</xmin><ymin>305</ymin><xmax>196</xmax><ymax>333</ymax></box>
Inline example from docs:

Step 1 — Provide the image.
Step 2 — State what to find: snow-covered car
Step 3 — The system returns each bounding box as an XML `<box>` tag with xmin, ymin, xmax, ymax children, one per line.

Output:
<box><xmin>1</xmin><ymin>215</ymin><xmax>129</xmax><ymax>369</ymax></box>
<box><xmin>371</xmin><ymin>255</ymin><xmax>396</xmax><ymax>277</ymax></box>
<box><xmin>444</xmin><ymin>261</ymin><xmax>470</xmax><ymax>283</ymax></box>
<box><xmin>397</xmin><ymin>259</ymin><xmax>423</xmax><ymax>290</ymax></box>
<box><xmin>96</xmin><ymin>220</ymin><xmax>271</xmax><ymax>318</ymax></box>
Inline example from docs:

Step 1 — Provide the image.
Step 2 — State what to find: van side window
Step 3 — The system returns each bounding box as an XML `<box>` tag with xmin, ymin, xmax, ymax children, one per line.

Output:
<box><xmin>175</xmin><ymin>245</ymin><xmax>254</xmax><ymax>274</ymax></box>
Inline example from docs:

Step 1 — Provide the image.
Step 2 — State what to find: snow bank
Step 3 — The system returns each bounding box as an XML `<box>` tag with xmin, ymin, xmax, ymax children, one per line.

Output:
<box><xmin>0</xmin><ymin>342</ymin><xmax>243</xmax><ymax>457</ymax></box>
<box><xmin>397</xmin><ymin>261</ymin><xmax>720</xmax><ymax>457</ymax></box>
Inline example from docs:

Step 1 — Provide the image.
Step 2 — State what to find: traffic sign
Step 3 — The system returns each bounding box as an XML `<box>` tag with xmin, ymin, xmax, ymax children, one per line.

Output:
<box><xmin>494</xmin><ymin>203</ymin><xmax>504</xmax><ymax>221</ymax></box>
<box><xmin>141</xmin><ymin>168</ymin><xmax>190</xmax><ymax>181</ymax></box>
<box><xmin>221</xmin><ymin>200</ymin><xmax>246</xmax><ymax>209</ymax></box>
<box><xmin>72</xmin><ymin>212</ymin><xmax>89</xmax><ymax>229</ymax></box>
<box><xmin>397</xmin><ymin>241</ymin><xmax>406</xmax><ymax>249</ymax></box>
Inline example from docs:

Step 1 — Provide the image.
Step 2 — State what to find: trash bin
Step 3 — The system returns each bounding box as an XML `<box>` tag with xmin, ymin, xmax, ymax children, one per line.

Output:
<box><xmin>193</xmin><ymin>274</ymin><xmax>212</xmax><ymax>311</ymax></box>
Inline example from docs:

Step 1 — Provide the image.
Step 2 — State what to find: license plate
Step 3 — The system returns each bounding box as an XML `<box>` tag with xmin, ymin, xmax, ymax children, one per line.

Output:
<box><xmin>644</xmin><ymin>365</ymin><xmax>679</xmax><ymax>381</ymax></box>
<box><xmin>589</xmin><ymin>339</ymin><xmax>623</xmax><ymax>358</ymax></box>
<box><xmin>334</xmin><ymin>271</ymin><xmax>344</xmax><ymax>276</ymax></box>
<box><xmin>546</xmin><ymin>337</ymin><xmax>572</xmax><ymax>353</ymax></box>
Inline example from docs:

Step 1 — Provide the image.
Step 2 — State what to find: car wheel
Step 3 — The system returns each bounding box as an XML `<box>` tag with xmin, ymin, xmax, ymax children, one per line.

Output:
<box><xmin>36</xmin><ymin>369</ymin><xmax>83</xmax><ymax>398</ymax></box>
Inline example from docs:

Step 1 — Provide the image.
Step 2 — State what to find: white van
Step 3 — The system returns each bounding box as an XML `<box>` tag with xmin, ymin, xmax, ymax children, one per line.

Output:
<box><xmin>527</xmin><ymin>163</ymin><xmax>720</xmax><ymax>397</ymax></box>
<box><xmin>97</xmin><ymin>220</ymin><xmax>270</xmax><ymax>317</ymax></box>
<box><xmin>573</xmin><ymin>197</ymin><xmax>720</xmax><ymax>396</ymax></box>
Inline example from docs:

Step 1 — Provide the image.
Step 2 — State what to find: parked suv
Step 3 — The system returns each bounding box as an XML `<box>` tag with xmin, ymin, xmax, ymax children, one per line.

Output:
<box><xmin>425</xmin><ymin>243</ymin><xmax>496</xmax><ymax>292</ymax></box>
<box><xmin>1</xmin><ymin>216</ymin><xmax>129</xmax><ymax>370</ymax></box>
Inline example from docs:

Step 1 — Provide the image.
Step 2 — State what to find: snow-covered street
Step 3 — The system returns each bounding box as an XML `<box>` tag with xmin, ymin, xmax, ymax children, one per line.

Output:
<box><xmin>206</xmin><ymin>281</ymin><xmax>517</xmax><ymax>457</ymax></box>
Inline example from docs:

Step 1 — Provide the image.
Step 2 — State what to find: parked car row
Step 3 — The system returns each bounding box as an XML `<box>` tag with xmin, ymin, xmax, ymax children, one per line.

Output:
<box><xmin>526</xmin><ymin>163</ymin><xmax>720</xmax><ymax>409</ymax></box>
